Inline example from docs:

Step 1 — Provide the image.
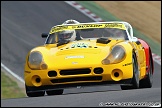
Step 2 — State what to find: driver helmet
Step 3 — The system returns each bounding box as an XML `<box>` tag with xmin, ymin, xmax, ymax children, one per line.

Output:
<box><xmin>58</xmin><ymin>30</ymin><xmax>76</xmax><ymax>41</ymax></box>
<box><xmin>59</xmin><ymin>19</ymin><xmax>80</xmax><ymax>41</ymax></box>
<box><xmin>62</xmin><ymin>19</ymin><xmax>80</xmax><ymax>25</ymax></box>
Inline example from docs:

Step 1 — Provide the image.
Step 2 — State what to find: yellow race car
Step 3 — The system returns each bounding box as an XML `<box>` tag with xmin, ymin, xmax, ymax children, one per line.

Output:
<box><xmin>24</xmin><ymin>20</ymin><xmax>154</xmax><ymax>97</ymax></box>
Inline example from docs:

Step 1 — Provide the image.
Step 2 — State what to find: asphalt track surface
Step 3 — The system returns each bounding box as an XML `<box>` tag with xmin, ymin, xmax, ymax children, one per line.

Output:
<box><xmin>1</xmin><ymin>1</ymin><xmax>161</xmax><ymax>107</ymax></box>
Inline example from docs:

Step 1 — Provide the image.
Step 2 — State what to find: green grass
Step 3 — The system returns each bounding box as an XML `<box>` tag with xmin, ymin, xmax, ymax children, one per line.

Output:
<box><xmin>76</xmin><ymin>1</ymin><xmax>161</xmax><ymax>56</ymax></box>
<box><xmin>1</xmin><ymin>71</ymin><xmax>26</xmax><ymax>99</ymax></box>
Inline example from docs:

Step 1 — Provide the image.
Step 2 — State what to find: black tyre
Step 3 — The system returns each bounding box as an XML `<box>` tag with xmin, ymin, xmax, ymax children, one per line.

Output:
<box><xmin>25</xmin><ymin>85</ymin><xmax>45</xmax><ymax>97</ymax></box>
<box><xmin>121</xmin><ymin>52</ymin><xmax>139</xmax><ymax>90</ymax></box>
<box><xmin>46</xmin><ymin>89</ymin><xmax>64</xmax><ymax>95</ymax></box>
<box><xmin>139</xmin><ymin>55</ymin><xmax>153</xmax><ymax>88</ymax></box>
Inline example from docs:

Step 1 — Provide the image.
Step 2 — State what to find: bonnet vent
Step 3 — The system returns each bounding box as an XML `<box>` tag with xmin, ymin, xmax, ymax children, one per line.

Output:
<box><xmin>96</xmin><ymin>37</ymin><xmax>111</xmax><ymax>44</ymax></box>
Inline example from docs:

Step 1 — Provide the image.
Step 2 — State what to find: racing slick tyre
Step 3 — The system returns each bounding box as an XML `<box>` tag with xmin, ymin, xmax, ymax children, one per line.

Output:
<box><xmin>25</xmin><ymin>85</ymin><xmax>45</xmax><ymax>97</ymax></box>
<box><xmin>46</xmin><ymin>89</ymin><xmax>64</xmax><ymax>95</ymax></box>
<box><xmin>120</xmin><ymin>52</ymin><xmax>140</xmax><ymax>90</ymax></box>
<box><xmin>139</xmin><ymin>54</ymin><xmax>153</xmax><ymax>88</ymax></box>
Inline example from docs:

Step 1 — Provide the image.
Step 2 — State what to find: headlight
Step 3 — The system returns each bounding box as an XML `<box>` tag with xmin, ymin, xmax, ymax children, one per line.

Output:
<box><xmin>28</xmin><ymin>51</ymin><xmax>47</xmax><ymax>70</ymax></box>
<box><xmin>102</xmin><ymin>45</ymin><xmax>126</xmax><ymax>65</ymax></box>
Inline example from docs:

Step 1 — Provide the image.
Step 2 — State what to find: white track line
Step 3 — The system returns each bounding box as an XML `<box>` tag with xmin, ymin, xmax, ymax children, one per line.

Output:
<box><xmin>1</xmin><ymin>1</ymin><xmax>161</xmax><ymax>84</ymax></box>
<box><xmin>1</xmin><ymin>62</ymin><xmax>25</xmax><ymax>84</ymax></box>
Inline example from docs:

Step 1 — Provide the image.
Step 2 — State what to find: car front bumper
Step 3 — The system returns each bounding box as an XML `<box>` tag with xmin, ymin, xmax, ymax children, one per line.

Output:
<box><xmin>24</xmin><ymin>62</ymin><xmax>133</xmax><ymax>89</ymax></box>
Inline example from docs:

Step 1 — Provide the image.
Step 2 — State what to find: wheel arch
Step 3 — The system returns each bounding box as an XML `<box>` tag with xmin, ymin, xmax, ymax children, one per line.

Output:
<box><xmin>137</xmin><ymin>38</ymin><xmax>154</xmax><ymax>75</ymax></box>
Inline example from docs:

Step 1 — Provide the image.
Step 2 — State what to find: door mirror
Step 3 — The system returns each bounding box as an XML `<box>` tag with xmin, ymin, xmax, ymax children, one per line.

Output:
<box><xmin>41</xmin><ymin>33</ymin><xmax>48</xmax><ymax>38</ymax></box>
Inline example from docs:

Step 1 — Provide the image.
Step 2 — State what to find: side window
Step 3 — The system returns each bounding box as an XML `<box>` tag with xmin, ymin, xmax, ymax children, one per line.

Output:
<box><xmin>127</xmin><ymin>27</ymin><xmax>131</xmax><ymax>37</ymax></box>
<box><xmin>125</xmin><ymin>26</ymin><xmax>132</xmax><ymax>40</ymax></box>
<box><xmin>46</xmin><ymin>34</ymin><xmax>56</xmax><ymax>44</ymax></box>
<box><xmin>126</xmin><ymin>24</ymin><xmax>133</xmax><ymax>40</ymax></box>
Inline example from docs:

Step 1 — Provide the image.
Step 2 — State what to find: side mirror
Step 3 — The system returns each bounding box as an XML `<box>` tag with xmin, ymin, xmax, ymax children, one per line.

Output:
<box><xmin>41</xmin><ymin>33</ymin><xmax>48</xmax><ymax>38</ymax></box>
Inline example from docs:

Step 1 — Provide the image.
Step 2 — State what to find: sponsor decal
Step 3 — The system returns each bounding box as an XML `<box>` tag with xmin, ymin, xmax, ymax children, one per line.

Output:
<box><xmin>72</xmin><ymin>62</ymin><xmax>78</xmax><ymax>64</ymax></box>
<box><xmin>104</xmin><ymin>23</ymin><xmax>124</xmax><ymax>28</ymax></box>
<box><xmin>65</xmin><ymin>55</ymin><xmax>84</xmax><ymax>59</ymax></box>
<box><xmin>123</xmin><ymin>62</ymin><xmax>132</xmax><ymax>66</ymax></box>
<box><xmin>74</xmin><ymin>24</ymin><xmax>103</xmax><ymax>29</ymax></box>
<box><xmin>50</xmin><ymin>26</ymin><xmax>68</xmax><ymax>34</ymax></box>
<box><xmin>50</xmin><ymin>23</ymin><xmax>126</xmax><ymax>34</ymax></box>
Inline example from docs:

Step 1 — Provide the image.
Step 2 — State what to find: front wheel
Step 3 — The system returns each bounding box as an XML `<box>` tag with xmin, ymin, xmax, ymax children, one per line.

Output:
<box><xmin>121</xmin><ymin>52</ymin><xmax>139</xmax><ymax>90</ymax></box>
<box><xmin>25</xmin><ymin>85</ymin><xmax>45</xmax><ymax>97</ymax></box>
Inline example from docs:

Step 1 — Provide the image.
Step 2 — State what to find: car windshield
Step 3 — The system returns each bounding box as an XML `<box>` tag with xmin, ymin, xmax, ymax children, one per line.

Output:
<box><xmin>46</xmin><ymin>23</ymin><xmax>128</xmax><ymax>44</ymax></box>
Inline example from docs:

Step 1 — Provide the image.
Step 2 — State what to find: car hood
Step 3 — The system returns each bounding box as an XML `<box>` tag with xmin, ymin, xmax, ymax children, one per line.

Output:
<box><xmin>33</xmin><ymin>39</ymin><xmax>122</xmax><ymax>69</ymax></box>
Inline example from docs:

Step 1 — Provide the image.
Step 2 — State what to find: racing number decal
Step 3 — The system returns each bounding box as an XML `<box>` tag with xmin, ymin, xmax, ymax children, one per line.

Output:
<box><xmin>70</xmin><ymin>42</ymin><xmax>89</xmax><ymax>48</ymax></box>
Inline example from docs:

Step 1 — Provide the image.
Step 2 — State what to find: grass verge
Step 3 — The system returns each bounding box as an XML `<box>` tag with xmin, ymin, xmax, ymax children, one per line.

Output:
<box><xmin>1</xmin><ymin>70</ymin><xmax>26</xmax><ymax>99</ymax></box>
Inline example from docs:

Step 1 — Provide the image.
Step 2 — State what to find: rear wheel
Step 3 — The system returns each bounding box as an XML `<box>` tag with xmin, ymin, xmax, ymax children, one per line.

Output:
<box><xmin>46</xmin><ymin>89</ymin><xmax>64</xmax><ymax>95</ymax></box>
<box><xmin>139</xmin><ymin>55</ymin><xmax>153</xmax><ymax>88</ymax></box>
<box><xmin>25</xmin><ymin>85</ymin><xmax>45</xmax><ymax>97</ymax></box>
<box><xmin>120</xmin><ymin>52</ymin><xmax>139</xmax><ymax>90</ymax></box>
